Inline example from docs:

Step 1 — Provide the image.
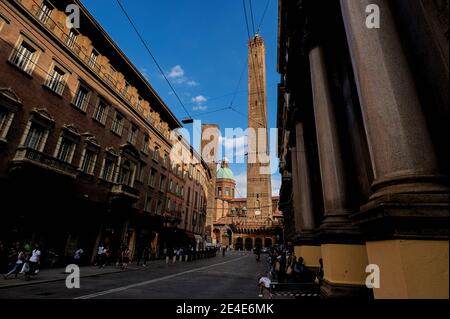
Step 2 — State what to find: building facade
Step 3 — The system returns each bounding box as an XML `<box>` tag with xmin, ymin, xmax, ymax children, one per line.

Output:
<box><xmin>277</xmin><ymin>0</ymin><xmax>448</xmax><ymax>298</ymax></box>
<box><xmin>0</xmin><ymin>0</ymin><xmax>211</xmax><ymax>264</ymax></box>
<box><xmin>211</xmin><ymin>160</ymin><xmax>283</xmax><ymax>251</ymax></box>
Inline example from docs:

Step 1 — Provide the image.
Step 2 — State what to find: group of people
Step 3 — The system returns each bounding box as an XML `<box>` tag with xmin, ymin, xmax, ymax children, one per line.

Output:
<box><xmin>266</xmin><ymin>248</ymin><xmax>324</xmax><ymax>284</ymax></box>
<box><xmin>95</xmin><ymin>243</ymin><xmax>152</xmax><ymax>270</ymax></box>
<box><xmin>1</xmin><ymin>241</ymin><xmax>42</xmax><ymax>281</ymax></box>
<box><xmin>257</xmin><ymin>246</ymin><xmax>325</xmax><ymax>298</ymax></box>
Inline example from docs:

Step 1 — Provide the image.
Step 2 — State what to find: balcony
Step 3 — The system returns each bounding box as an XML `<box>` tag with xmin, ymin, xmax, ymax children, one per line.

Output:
<box><xmin>110</xmin><ymin>183</ymin><xmax>140</xmax><ymax>201</ymax></box>
<box><xmin>11</xmin><ymin>147</ymin><xmax>78</xmax><ymax>178</ymax></box>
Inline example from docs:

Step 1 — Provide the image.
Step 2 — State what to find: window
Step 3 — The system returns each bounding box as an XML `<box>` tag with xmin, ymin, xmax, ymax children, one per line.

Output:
<box><xmin>128</xmin><ymin>125</ymin><xmax>138</xmax><ymax>145</ymax></box>
<box><xmin>46</xmin><ymin>65</ymin><xmax>66</xmax><ymax>95</ymax></box>
<box><xmin>142</xmin><ymin>134</ymin><xmax>149</xmax><ymax>154</ymax></box>
<box><xmin>93</xmin><ymin>99</ymin><xmax>108</xmax><ymax>124</ymax></box>
<box><xmin>124</xmin><ymin>82</ymin><xmax>130</xmax><ymax>93</ymax></box>
<box><xmin>55</xmin><ymin>137</ymin><xmax>76</xmax><ymax>163</ymax></box>
<box><xmin>148</xmin><ymin>168</ymin><xmax>157</xmax><ymax>188</ymax></box>
<box><xmin>105</xmin><ymin>66</ymin><xmax>117</xmax><ymax>87</ymax></box>
<box><xmin>36</xmin><ymin>1</ymin><xmax>52</xmax><ymax>24</ymax></box>
<box><xmin>73</xmin><ymin>83</ymin><xmax>90</xmax><ymax>111</ymax></box>
<box><xmin>118</xmin><ymin>159</ymin><xmax>136</xmax><ymax>186</ymax></box>
<box><xmin>159</xmin><ymin>175</ymin><xmax>166</xmax><ymax>192</ymax></box>
<box><xmin>0</xmin><ymin>109</ymin><xmax>14</xmax><ymax>141</ymax></box>
<box><xmin>80</xmin><ymin>149</ymin><xmax>96</xmax><ymax>175</ymax></box>
<box><xmin>122</xmin><ymin>82</ymin><xmax>131</xmax><ymax>101</ymax></box>
<box><xmin>88</xmin><ymin>50</ymin><xmax>99</xmax><ymax>70</ymax></box>
<box><xmin>225</xmin><ymin>188</ymin><xmax>230</xmax><ymax>197</ymax></box>
<box><xmin>167</xmin><ymin>199</ymin><xmax>171</xmax><ymax>211</ymax></box>
<box><xmin>180</xmin><ymin>187</ymin><xmax>184</xmax><ymax>198</ymax></box>
<box><xmin>0</xmin><ymin>16</ymin><xmax>7</xmax><ymax>33</ymax></box>
<box><xmin>194</xmin><ymin>192</ymin><xmax>198</xmax><ymax>209</ymax></box>
<box><xmin>192</xmin><ymin>212</ymin><xmax>197</xmax><ymax>226</ymax></box>
<box><xmin>217</xmin><ymin>187</ymin><xmax>222</xmax><ymax>197</ymax></box>
<box><xmin>24</xmin><ymin>123</ymin><xmax>46</xmax><ymax>150</ymax></box>
<box><xmin>175</xmin><ymin>184</ymin><xmax>179</xmax><ymax>196</ymax></box>
<box><xmin>152</xmin><ymin>146</ymin><xmax>160</xmax><ymax>161</ymax></box>
<box><xmin>101</xmin><ymin>158</ymin><xmax>116</xmax><ymax>182</ymax></box>
<box><xmin>144</xmin><ymin>195</ymin><xmax>152</xmax><ymax>212</ymax></box>
<box><xmin>169</xmin><ymin>180</ymin><xmax>173</xmax><ymax>192</ymax></box>
<box><xmin>138</xmin><ymin>163</ymin><xmax>146</xmax><ymax>182</ymax></box>
<box><xmin>186</xmin><ymin>187</ymin><xmax>191</xmax><ymax>205</ymax></box>
<box><xmin>111</xmin><ymin>112</ymin><xmax>124</xmax><ymax>135</ymax></box>
<box><xmin>156</xmin><ymin>200</ymin><xmax>163</xmax><ymax>214</ymax></box>
<box><xmin>66</xmin><ymin>29</ymin><xmax>78</xmax><ymax>49</ymax></box>
<box><xmin>9</xmin><ymin>41</ymin><xmax>38</xmax><ymax>74</ymax></box>
<box><xmin>162</xmin><ymin>153</ymin><xmax>168</xmax><ymax>168</ymax></box>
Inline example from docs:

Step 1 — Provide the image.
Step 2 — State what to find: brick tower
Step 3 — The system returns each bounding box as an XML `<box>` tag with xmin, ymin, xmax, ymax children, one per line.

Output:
<box><xmin>246</xmin><ymin>35</ymin><xmax>272</xmax><ymax>219</ymax></box>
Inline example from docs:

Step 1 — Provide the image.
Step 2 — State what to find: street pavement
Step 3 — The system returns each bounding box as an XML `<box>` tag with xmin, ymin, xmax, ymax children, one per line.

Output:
<box><xmin>0</xmin><ymin>251</ymin><xmax>269</xmax><ymax>299</ymax></box>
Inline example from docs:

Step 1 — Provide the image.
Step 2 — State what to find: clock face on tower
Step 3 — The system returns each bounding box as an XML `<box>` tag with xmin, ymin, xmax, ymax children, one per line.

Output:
<box><xmin>255</xmin><ymin>210</ymin><xmax>261</xmax><ymax>216</ymax></box>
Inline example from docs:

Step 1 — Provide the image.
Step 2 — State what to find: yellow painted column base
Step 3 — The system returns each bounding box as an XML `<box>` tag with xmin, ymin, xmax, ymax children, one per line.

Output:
<box><xmin>320</xmin><ymin>243</ymin><xmax>372</xmax><ymax>298</ymax></box>
<box><xmin>293</xmin><ymin>245</ymin><xmax>322</xmax><ymax>268</ymax></box>
<box><xmin>366</xmin><ymin>240</ymin><xmax>449</xmax><ymax>299</ymax></box>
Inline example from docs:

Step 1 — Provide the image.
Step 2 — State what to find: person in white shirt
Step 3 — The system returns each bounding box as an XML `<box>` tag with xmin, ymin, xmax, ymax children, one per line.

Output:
<box><xmin>258</xmin><ymin>274</ymin><xmax>272</xmax><ymax>298</ymax></box>
<box><xmin>26</xmin><ymin>244</ymin><xmax>41</xmax><ymax>280</ymax></box>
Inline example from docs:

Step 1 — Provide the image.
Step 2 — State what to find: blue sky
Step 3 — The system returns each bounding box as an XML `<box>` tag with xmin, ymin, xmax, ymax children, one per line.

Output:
<box><xmin>80</xmin><ymin>0</ymin><xmax>281</xmax><ymax>198</ymax></box>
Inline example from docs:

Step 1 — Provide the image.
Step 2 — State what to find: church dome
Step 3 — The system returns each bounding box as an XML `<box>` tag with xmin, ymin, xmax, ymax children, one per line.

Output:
<box><xmin>216</xmin><ymin>158</ymin><xmax>234</xmax><ymax>180</ymax></box>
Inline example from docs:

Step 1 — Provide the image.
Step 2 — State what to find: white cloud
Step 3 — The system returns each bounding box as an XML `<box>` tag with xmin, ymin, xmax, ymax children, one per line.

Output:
<box><xmin>166</xmin><ymin>65</ymin><xmax>199</xmax><ymax>86</ymax></box>
<box><xmin>192</xmin><ymin>95</ymin><xmax>207</xmax><ymax>104</ymax></box>
<box><xmin>187</xmin><ymin>80</ymin><xmax>200</xmax><ymax>86</ymax></box>
<box><xmin>167</xmin><ymin>65</ymin><xmax>184</xmax><ymax>79</ymax></box>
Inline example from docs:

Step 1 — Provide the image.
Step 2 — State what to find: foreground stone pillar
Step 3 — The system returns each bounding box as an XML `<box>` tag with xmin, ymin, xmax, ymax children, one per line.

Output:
<box><xmin>290</xmin><ymin>123</ymin><xmax>321</xmax><ymax>267</ymax></box>
<box><xmin>309</xmin><ymin>45</ymin><xmax>369</xmax><ymax>298</ymax></box>
<box><xmin>341</xmin><ymin>0</ymin><xmax>448</xmax><ymax>299</ymax></box>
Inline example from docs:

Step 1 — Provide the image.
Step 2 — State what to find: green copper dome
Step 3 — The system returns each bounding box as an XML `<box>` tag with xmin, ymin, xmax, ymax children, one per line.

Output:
<box><xmin>216</xmin><ymin>158</ymin><xmax>234</xmax><ymax>180</ymax></box>
<box><xmin>216</xmin><ymin>167</ymin><xmax>235</xmax><ymax>180</ymax></box>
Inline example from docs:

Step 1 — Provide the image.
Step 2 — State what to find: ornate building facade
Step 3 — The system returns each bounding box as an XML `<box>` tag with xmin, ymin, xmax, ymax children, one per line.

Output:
<box><xmin>0</xmin><ymin>0</ymin><xmax>211</xmax><ymax>263</ymax></box>
<box><xmin>277</xmin><ymin>0</ymin><xmax>448</xmax><ymax>298</ymax></box>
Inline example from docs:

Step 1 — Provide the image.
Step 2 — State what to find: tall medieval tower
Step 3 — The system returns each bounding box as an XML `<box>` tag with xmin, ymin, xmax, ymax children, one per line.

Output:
<box><xmin>246</xmin><ymin>35</ymin><xmax>272</xmax><ymax>219</ymax></box>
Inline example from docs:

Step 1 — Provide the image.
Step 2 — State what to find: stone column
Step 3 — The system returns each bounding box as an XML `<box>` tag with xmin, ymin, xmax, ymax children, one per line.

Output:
<box><xmin>294</xmin><ymin>122</ymin><xmax>316</xmax><ymax>233</ymax></box>
<box><xmin>340</xmin><ymin>0</ymin><xmax>446</xmax><ymax>199</ymax></box>
<box><xmin>291</xmin><ymin>122</ymin><xmax>320</xmax><ymax>267</ymax></box>
<box><xmin>289</xmin><ymin>147</ymin><xmax>303</xmax><ymax>233</ymax></box>
<box><xmin>340</xmin><ymin>0</ymin><xmax>449</xmax><ymax>299</ymax></box>
<box><xmin>309</xmin><ymin>46</ymin><xmax>357</xmax><ymax>235</ymax></box>
<box><xmin>309</xmin><ymin>45</ymin><xmax>368</xmax><ymax>298</ymax></box>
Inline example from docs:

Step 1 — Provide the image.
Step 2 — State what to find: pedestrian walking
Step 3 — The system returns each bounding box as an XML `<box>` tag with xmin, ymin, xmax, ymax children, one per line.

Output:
<box><xmin>258</xmin><ymin>274</ymin><xmax>272</xmax><ymax>298</ymax></box>
<box><xmin>26</xmin><ymin>244</ymin><xmax>41</xmax><ymax>280</ymax></box>
<box><xmin>3</xmin><ymin>249</ymin><xmax>25</xmax><ymax>279</ymax></box>
<box><xmin>143</xmin><ymin>246</ymin><xmax>150</xmax><ymax>266</ymax></box>
<box><xmin>121</xmin><ymin>248</ymin><xmax>130</xmax><ymax>270</ymax></box>
<box><xmin>73</xmin><ymin>248</ymin><xmax>84</xmax><ymax>266</ymax></box>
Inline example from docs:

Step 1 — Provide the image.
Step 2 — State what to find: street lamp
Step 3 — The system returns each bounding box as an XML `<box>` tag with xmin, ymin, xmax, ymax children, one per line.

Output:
<box><xmin>182</xmin><ymin>118</ymin><xmax>194</xmax><ymax>124</ymax></box>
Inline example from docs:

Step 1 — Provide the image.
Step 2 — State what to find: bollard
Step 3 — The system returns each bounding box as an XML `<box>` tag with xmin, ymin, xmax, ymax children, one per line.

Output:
<box><xmin>184</xmin><ymin>254</ymin><xmax>188</xmax><ymax>262</ymax></box>
<box><xmin>166</xmin><ymin>256</ymin><xmax>169</xmax><ymax>264</ymax></box>
<box><xmin>179</xmin><ymin>255</ymin><xmax>183</xmax><ymax>262</ymax></box>
<box><xmin>173</xmin><ymin>256</ymin><xmax>176</xmax><ymax>263</ymax></box>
